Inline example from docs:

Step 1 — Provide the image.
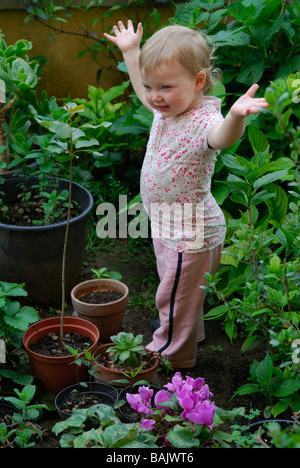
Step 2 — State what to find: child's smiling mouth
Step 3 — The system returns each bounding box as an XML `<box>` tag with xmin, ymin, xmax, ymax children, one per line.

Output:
<box><xmin>156</xmin><ymin>104</ymin><xmax>170</xmax><ymax>112</ymax></box>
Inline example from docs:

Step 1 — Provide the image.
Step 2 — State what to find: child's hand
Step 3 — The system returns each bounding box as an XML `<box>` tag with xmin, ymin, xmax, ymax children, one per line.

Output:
<box><xmin>103</xmin><ymin>20</ymin><xmax>143</xmax><ymax>53</ymax></box>
<box><xmin>230</xmin><ymin>84</ymin><xmax>269</xmax><ymax>118</ymax></box>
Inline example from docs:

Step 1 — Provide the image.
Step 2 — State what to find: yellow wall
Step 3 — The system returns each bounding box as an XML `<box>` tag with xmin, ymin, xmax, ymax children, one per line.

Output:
<box><xmin>0</xmin><ymin>6</ymin><xmax>171</xmax><ymax>100</ymax></box>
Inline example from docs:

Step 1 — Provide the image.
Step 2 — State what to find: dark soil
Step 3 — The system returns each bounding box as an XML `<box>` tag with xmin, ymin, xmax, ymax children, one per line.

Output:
<box><xmin>29</xmin><ymin>331</ymin><xmax>93</xmax><ymax>357</ymax></box>
<box><xmin>0</xmin><ymin>402</ymin><xmax>19</xmax><ymax>426</ymax></box>
<box><xmin>80</xmin><ymin>289</ymin><xmax>123</xmax><ymax>304</ymax></box>
<box><xmin>0</xmin><ymin>193</ymin><xmax>80</xmax><ymax>226</ymax></box>
<box><xmin>56</xmin><ymin>390</ymin><xmax>115</xmax><ymax>416</ymax></box>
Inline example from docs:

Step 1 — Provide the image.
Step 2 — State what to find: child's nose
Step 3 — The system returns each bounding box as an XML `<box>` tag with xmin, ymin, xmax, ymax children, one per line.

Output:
<box><xmin>152</xmin><ymin>90</ymin><xmax>162</xmax><ymax>101</ymax></box>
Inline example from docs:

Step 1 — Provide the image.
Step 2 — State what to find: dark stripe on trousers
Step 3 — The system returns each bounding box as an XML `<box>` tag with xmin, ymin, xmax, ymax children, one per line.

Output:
<box><xmin>158</xmin><ymin>252</ymin><xmax>182</xmax><ymax>354</ymax></box>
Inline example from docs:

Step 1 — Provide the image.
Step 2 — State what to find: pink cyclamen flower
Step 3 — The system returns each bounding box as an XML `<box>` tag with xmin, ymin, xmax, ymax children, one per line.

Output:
<box><xmin>196</xmin><ymin>383</ymin><xmax>214</xmax><ymax>402</ymax></box>
<box><xmin>186</xmin><ymin>376</ymin><xmax>205</xmax><ymax>390</ymax></box>
<box><xmin>164</xmin><ymin>371</ymin><xmax>183</xmax><ymax>393</ymax></box>
<box><xmin>126</xmin><ymin>387</ymin><xmax>154</xmax><ymax>415</ymax></box>
<box><xmin>154</xmin><ymin>390</ymin><xmax>170</xmax><ymax>408</ymax></box>
<box><xmin>177</xmin><ymin>386</ymin><xmax>194</xmax><ymax>412</ymax></box>
<box><xmin>185</xmin><ymin>400</ymin><xmax>216</xmax><ymax>430</ymax></box>
<box><xmin>141</xmin><ymin>418</ymin><xmax>156</xmax><ymax>430</ymax></box>
<box><xmin>154</xmin><ymin>389</ymin><xmax>172</xmax><ymax>417</ymax></box>
<box><xmin>138</xmin><ymin>386</ymin><xmax>153</xmax><ymax>405</ymax></box>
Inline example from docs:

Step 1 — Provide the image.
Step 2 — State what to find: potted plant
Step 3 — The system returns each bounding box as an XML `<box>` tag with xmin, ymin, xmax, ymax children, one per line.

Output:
<box><xmin>22</xmin><ymin>316</ymin><xmax>100</xmax><ymax>395</ymax></box>
<box><xmin>54</xmin><ymin>346</ymin><xmax>118</xmax><ymax>418</ymax></box>
<box><xmin>0</xmin><ymin>175</ymin><xmax>93</xmax><ymax>303</ymax></box>
<box><xmin>21</xmin><ymin>100</ymin><xmax>111</xmax><ymax>393</ymax></box>
<box><xmin>71</xmin><ymin>268</ymin><xmax>129</xmax><ymax>342</ymax></box>
<box><xmin>93</xmin><ymin>332</ymin><xmax>160</xmax><ymax>387</ymax></box>
<box><xmin>0</xmin><ymin>89</ymin><xmax>112</xmax><ymax>302</ymax></box>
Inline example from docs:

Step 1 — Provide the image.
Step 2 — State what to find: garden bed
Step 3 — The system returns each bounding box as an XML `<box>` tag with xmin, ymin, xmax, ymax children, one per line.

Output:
<box><xmin>29</xmin><ymin>238</ymin><xmax>266</xmax><ymax>448</ymax></box>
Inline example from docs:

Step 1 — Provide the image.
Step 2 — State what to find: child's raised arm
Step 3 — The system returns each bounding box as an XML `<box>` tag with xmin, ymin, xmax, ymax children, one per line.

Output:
<box><xmin>104</xmin><ymin>20</ymin><xmax>152</xmax><ymax>111</ymax></box>
<box><xmin>208</xmin><ymin>84</ymin><xmax>269</xmax><ymax>150</ymax></box>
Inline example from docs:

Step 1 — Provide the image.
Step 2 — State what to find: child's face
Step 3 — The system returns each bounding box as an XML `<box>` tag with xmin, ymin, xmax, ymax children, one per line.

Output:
<box><xmin>141</xmin><ymin>59</ymin><xmax>205</xmax><ymax>119</ymax></box>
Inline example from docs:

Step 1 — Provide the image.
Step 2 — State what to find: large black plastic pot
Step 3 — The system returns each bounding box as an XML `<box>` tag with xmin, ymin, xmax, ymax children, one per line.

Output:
<box><xmin>0</xmin><ymin>176</ymin><xmax>93</xmax><ymax>303</ymax></box>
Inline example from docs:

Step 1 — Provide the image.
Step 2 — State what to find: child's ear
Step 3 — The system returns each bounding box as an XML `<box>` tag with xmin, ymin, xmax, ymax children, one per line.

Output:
<box><xmin>195</xmin><ymin>71</ymin><xmax>206</xmax><ymax>91</ymax></box>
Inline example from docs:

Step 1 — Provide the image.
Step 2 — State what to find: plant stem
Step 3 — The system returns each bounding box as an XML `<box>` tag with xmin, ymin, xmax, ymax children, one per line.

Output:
<box><xmin>60</xmin><ymin>149</ymin><xmax>73</xmax><ymax>350</ymax></box>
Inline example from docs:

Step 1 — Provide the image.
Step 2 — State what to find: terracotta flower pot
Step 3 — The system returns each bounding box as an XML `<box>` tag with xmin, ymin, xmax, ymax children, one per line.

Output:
<box><xmin>71</xmin><ymin>279</ymin><xmax>129</xmax><ymax>342</ymax></box>
<box><xmin>22</xmin><ymin>317</ymin><xmax>99</xmax><ymax>395</ymax></box>
<box><xmin>93</xmin><ymin>343</ymin><xmax>160</xmax><ymax>387</ymax></box>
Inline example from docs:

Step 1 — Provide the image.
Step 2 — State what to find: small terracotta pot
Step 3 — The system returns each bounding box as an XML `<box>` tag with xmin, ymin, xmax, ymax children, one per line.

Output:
<box><xmin>93</xmin><ymin>343</ymin><xmax>160</xmax><ymax>387</ymax></box>
<box><xmin>23</xmin><ymin>317</ymin><xmax>99</xmax><ymax>395</ymax></box>
<box><xmin>71</xmin><ymin>279</ymin><xmax>129</xmax><ymax>342</ymax></box>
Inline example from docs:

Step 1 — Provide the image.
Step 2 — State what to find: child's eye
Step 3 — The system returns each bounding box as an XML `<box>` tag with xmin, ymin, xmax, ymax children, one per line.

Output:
<box><xmin>144</xmin><ymin>85</ymin><xmax>151</xmax><ymax>90</ymax></box>
<box><xmin>162</xmin><ymin>85</ymin><xmax>171</xmax><ymax>90</ymax></box>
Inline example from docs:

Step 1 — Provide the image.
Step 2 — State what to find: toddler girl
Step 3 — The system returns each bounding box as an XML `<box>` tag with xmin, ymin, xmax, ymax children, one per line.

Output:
<box><xmin>104</xmin><ymin>21</ymin><xmax>268</xmax><ymax>368</ymax></box>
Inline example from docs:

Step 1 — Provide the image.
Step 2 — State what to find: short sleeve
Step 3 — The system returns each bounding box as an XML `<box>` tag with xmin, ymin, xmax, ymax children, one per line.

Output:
<box><xmin>199</xmin><ymin>97</ymin><xmax>224</xmax><ymax>151</ymax></box>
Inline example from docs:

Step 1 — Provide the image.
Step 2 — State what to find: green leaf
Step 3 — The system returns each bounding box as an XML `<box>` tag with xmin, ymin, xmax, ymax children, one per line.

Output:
<box><xmin>264</xmin><ymin>184</ymin><xmax>288</xmax><ymax>223</ymax></box>
<box><xmin>233</xmin><ymin>383</ymin><xmax>260</xmax><ymax>397</ymax></box>
<box><xmin>101</xmin><ymin>80</ymin><xmax>130</xmax><ymax>107</ymax></box>
<box><xmin>237</xmin><ymin>60</ymin><xmax>264</xmax><ymax>86</ymax></box>
<box><xmin>272</xmin><ymin>380</ymin><xmax>300</xmax><ymax>397</ymax></box>
<box><xmin>4</xmin><ymin>303</ymin><xmax>39</xmax><ymax>331</ymax></box>
<box><xmin>225</xmin><ymin>318</ymin><xmax>235</xmax><ymax>342</ymax></box>
<box><xmin>0</xmin><ymin>282</ymin><xmax>27</xmax><ymax>297</ymax></box>
<box><xmin>271</xmin><ymin>399</ymin><xmax>289</xmax><ymax>418</ymax></box>
<box><xmin>75</xmin><ymin>138</ymin><xmax>99</xmax><ymax>149</ymax></box>
<box><xmin>253</xmin><ymin>170</ymin><xmax>288</xmax><ymax>190</ymax></box>
<box><xmin>255</xmin><ymin>352</ymin><xmax>273</xmax><ymax>385</ymax></box>
<box><xmin>269</xmin><ymin>254</ymin><xmax>281</xmax><ymax>274</ymax></box>
<box><xmin>203</xmin><ymin>304</ymin><xmax>229</xmax><ymax>319</ymax></box>
<box><xmin>52</xmin><ymin>410</ymin><xmax>88</xmax><ymax>435</ymax></box>
<box><xmin>210</xmin><ymin>29</ymin><xmax>251</xmax><ymax>47</ymax></box>
<box><xmin>222</xmin><ymin>153</ymin><xmax>247</xmax><ymax>176</ymax></box>
<box><xmin>241</xmin><ymin>335</ymin><xmax>265</xmax><ymax>352</ymax></box>
<box><xmin>74</xmin><ymin>429</ymin><xmax>103</xmax><ymax>448</ymax></box>
<box><xmin>248</xmin><ymin>126</ymin><xmax>268</xmax><ymax>153</ymax></box>
<box><xmin>167</xmin><ymin>425</ymin><xmax>200</xmax><ymax>448</ymax></box>
<box><xmin>49</xmin><ymin>121</ymin><xmax>72</xmax><ymax>139</ymax></box>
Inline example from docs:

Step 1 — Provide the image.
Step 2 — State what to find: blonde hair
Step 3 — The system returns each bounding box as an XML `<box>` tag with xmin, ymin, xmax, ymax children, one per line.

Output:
<box><xmin>139</xmin><ymin>25</ymin><xmax>220</xmax><ymax>95</ymax></box>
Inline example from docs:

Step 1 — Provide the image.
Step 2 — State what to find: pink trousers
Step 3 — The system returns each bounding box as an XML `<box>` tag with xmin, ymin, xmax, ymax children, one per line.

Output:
<box><xmin>146</xmin><ymin>239</ymin><xmax>223</xmax><ymax>368</ymax></box>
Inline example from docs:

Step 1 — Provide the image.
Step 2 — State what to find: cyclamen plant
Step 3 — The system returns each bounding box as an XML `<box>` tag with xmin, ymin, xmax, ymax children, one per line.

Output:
<box><xmin>126</xmin><ymin>372</ymin><xmax>216</xmax><ymax>447</ymax></box>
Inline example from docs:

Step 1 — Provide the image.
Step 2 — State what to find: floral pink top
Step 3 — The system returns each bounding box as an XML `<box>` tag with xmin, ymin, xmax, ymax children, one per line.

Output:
<box><xmin>140</xmin><ymin>97</ymin><xmax>226</xmax><ymax>253</ymax></box>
